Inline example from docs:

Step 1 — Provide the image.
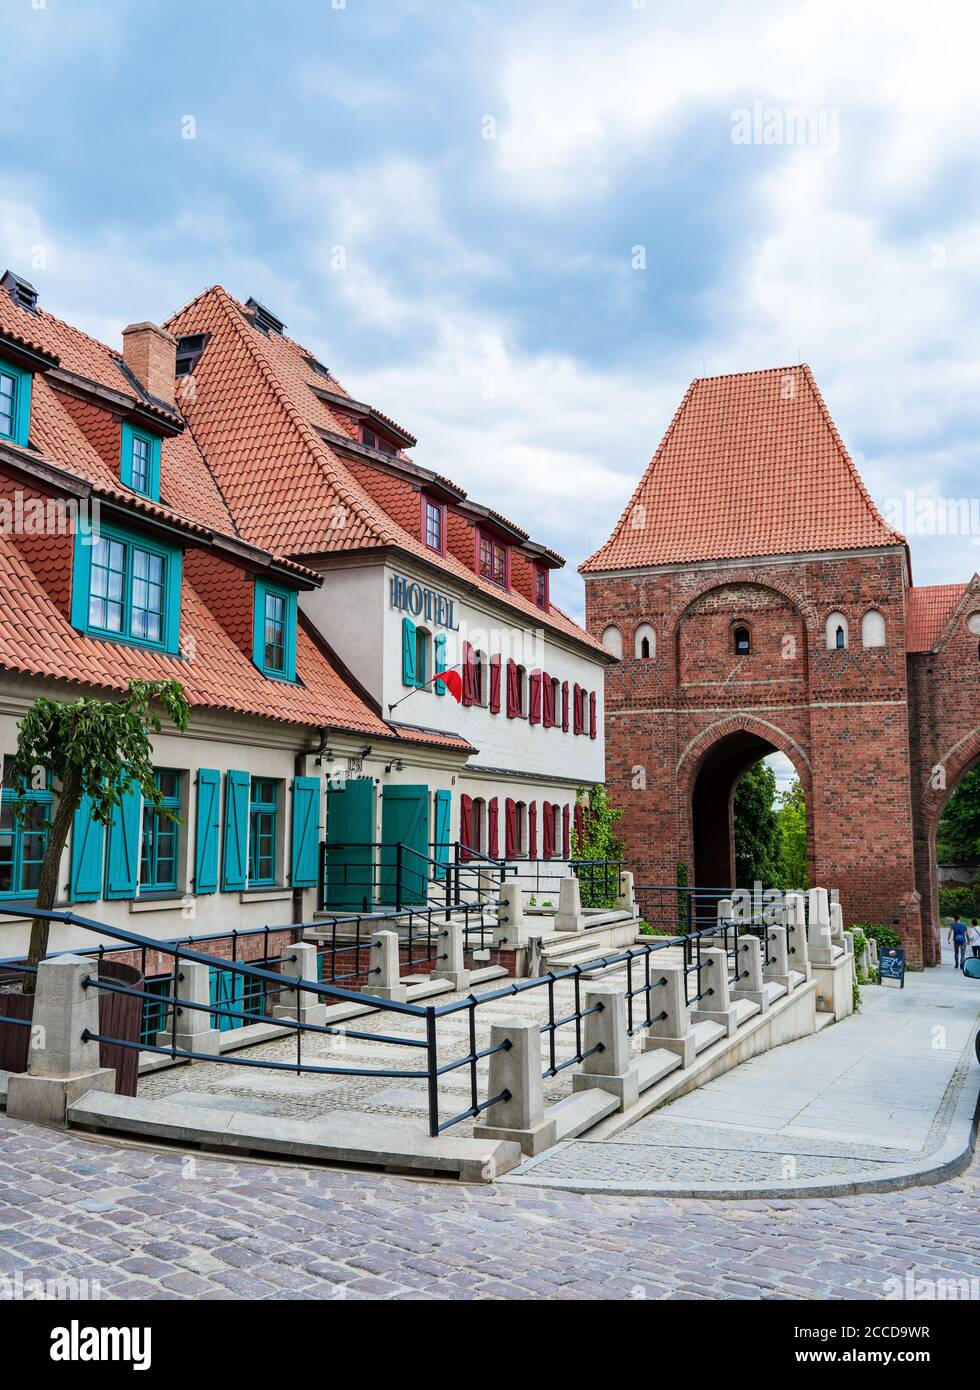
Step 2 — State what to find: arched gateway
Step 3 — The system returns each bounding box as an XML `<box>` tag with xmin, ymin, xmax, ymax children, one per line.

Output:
<box><xmin>581</xmin><ymin>365</ymin><xmax>980</xmax><ymax>968</ymax></box>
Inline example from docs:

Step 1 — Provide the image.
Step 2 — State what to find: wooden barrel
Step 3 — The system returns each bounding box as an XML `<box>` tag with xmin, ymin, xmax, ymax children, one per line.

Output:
<box><xmin>96</xmin><ymin>959</ymin><xmax>142</xmax><ymax>1097</ymax></box>
<box><xmin>0</xmin><ymin>988</ymin><xmax>32</xmax><ymax>1073</ymax></box>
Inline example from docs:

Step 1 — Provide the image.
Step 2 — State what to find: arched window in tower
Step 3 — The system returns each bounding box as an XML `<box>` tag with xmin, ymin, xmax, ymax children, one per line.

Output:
<box><xmin>733</xmin><ymin>625</ymin><xmax>751</xmax><ymax>655</ymax></box>
<box><xmin>601</xmin><ymin>625</ymin><xmax>623</xmax><ymax>658</ymax></box>
<box><xmin>861</xmin><ymin>609</ymin><xmax>886</xmax><ymax>648</ymax></box>
<box><xmin>825</xmin><ymin>612</ymin><xmax>848</xmax><ymax>650</ymax></box>
<box><xmin>634</xmin><ymin>623</ymin><xmax>656</xmax><ymax>659</ymax></box>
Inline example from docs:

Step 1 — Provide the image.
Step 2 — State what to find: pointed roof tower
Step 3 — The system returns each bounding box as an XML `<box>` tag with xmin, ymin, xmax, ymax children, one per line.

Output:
<box><xmin>581</xmin><ymin>365</ymin><xmax>905</xmax><ymax>573</ymax></box>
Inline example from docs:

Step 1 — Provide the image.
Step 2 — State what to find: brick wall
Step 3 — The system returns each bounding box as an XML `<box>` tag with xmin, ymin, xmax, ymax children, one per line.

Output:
<box><xmin>585</xmin><ymin>549</ymin><xmax>952</xmax><ymax>967</ymax></box>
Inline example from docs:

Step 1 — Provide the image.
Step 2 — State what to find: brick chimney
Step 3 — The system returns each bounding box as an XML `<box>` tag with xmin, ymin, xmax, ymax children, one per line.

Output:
<box><xmin>121</xmin><ymin>321</ymin><xmax>177</xmax><ymax>407</ymax></box>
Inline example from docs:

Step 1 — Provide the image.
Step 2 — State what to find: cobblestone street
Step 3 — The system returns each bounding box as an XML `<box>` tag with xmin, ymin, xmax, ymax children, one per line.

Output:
<box><xmin>1</xmin><ymin>1114</ymin><xmax>978</xmax><ymax>1301</ymax></box>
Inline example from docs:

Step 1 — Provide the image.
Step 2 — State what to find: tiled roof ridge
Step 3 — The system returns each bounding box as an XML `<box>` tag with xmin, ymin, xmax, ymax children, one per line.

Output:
<box><xmin>580</xmin><ymin>378</ymin><xmax>697</xmax><ymax>572</ymax></box>
<box><xmin>207</xmin><ymin>285</ymin><xmax>397</xmax><ymax>549</ymax></box>
<box><xmin>176</xmin><ymin>406</ymin><xmax>243</xmax><ymax>542</ymax></box>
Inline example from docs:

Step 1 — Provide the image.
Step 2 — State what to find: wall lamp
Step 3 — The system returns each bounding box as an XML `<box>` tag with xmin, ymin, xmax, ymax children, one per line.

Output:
<box><xmin>384</xmin><ymin>759</ymin><xmax>405</xmax><ymax>774</ymax></box>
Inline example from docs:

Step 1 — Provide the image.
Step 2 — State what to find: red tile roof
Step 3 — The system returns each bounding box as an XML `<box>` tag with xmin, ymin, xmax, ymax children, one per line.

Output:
<box><xmin>0</xmin><ymin>287</ymin><xmax>471</xmax><ymax>748</ymax></box>
<box><xmin>905</xmin><ymin>583</ymin><xmax>970</xmax><ymax>652</ymax></box>
<box><xmin>581</xmin><ymin>366</ymin><xmax>905</xmax><ymax>572</ymax></box>
<box><xmin>165</xmin><ymin>287</ymin><xmax>605</xmax><ymax>655</ymax></box>
<box><xmin>0</xmin><ymin>525</ymin><xmax>471</xmax><ymax>748</ymax></box>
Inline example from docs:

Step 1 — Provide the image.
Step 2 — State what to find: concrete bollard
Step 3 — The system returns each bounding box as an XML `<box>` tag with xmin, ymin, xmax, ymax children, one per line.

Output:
<box><xmin>763</xmin><ymin>924</ymin><xmax>793</xmax><ymax>993</ymax></box>
<box><xmin>807</xmin><ymin>889</ymin><xmax>834</xmax><ymax>965</ymax></box>
<box><xmin>473</xmin><ymin>1017</ymin><xmax>553</xmax><ymax>1155</ymax></box>
<box><xmin>732</xmin><ymin>933</ymin><xmax>769</xmax><ymax>1011</ymax></box>
<box><xmin>572</xmin><ymin>982</ymin><xmax>639</xmax><ymax>1110</ymax></box>
<box><xmin>273</xmin><ymin>942</ymin><xmax>327</xmax><ymax>1026</ymax></box>
<box><xmin>690</xmin><ymin>947</ymin><xmax>738</xmax><ymax>1037</ymax></box>
<box><xmin>842</xmin><ymin>928</ymin><xmax>855</xmax><ymax>960</ymax></box>
<box><xmin>616</xmin><ymin>870</ymin><xmax>636</xmax><ymax>916</ymax></box>
<box><xmin>784</xmin><ymin>892</ymin><xmax>810</xmax><ymax>979</ymax></box>
<box><xmin>433</xmin><ymin>920</ymin><xmax>471</xmax><ymax>991</ymax></box>
<box><xmin>369</xmin><ymin>929</ymin><xmax>408</xmax><ymax>1002</ymax></box>
<box><xmin>494</xmin><ymin>881</ymin><xmax>527</xmax><ymax>948</ymax></box>
<box><xmin>7</xmin><ymin>955</ymin><xmax>115</xmax><ymax>1126</ymax></box>
<box><xmin>156</xmin><ymin>960</ymin><xmax>220</xmax><ymax>1057</ymax></box>
<box><xmin>643</xmin><ymin>961</ymin><xmax>694</xmax><ymax>1065</ymax></box>
<box><xmin>830</xmin><ymin>901</ymin><xmax>846</xmax><ymax>946</ymax></box>
<box><xmin>555</xmin><ymin>874</ymin><xmax>585</xmax><ymax>933</ymax></box>
<box><xmin>867</xmin><ymin>936</ymin><xmax>879</xmax><ymax>969</ymax></box>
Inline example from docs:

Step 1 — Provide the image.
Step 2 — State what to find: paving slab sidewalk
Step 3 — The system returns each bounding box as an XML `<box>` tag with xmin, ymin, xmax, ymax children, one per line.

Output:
<box><xmin>505</xmin><ymin>943</ymin><xmax>980</xmax><ymax>1198</ymax></box>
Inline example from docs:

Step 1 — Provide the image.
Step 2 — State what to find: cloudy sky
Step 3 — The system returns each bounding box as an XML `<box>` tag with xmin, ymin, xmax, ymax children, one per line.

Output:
<box><xmin>5</xmin><ymin>0</ymin><xmax>980</xmax><ymax>652</ymax></box>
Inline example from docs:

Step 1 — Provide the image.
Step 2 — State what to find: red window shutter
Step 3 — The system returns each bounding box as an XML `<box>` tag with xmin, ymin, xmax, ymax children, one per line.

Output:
<box><xmin>573</xmin><ymin>683</ymin><xmax>582</xmax><ymax>734</ymax></box>
<box><xmin>505</xmin><ymin>797</ymin><xmax>517</xmax><ymax>857</ymax></box>
<box><xmin>529</xmin><ymin>670</ymin><xmax>542</xmax><ymax>725</ymax></box>
<box><xmin>462</xmin><ymin>642</ymin><xmax>476</xmax><ymax>706</ymax></box>
<box><xmin>589</xmin><ymin>690</ymin><xmax>597</xmax><ymax>740</ymax></box>
<box><xmin>543</xmin><ymin>801</ymin><xmax>554</xmax><ymax>858</ymax></box>
<box><xmin>506</xmin><ymin>659</ymin><xmax>518</xmax><ymax>718</ymax></box>
<box><xmin>490</xmin><ymin>654</ymin><xmax>501</xmax><ymax>714</ymax></box>
<box><xmin>562</xmin><ymin>804</ymin><xmax>571</xmax><ymax>858</ymax></box>
<box><xmin>562</xmin><ymin>680</ymin><xmax>569</xmax><ymax>732</ymax></box>
<box><xmin>528</xmin><ymin>801</ymin><xmax>537</xmax><ymax>859</ymax></box>
<box><xmin>460</xmin><ymin>794</ymin><xmax>473</xmax><ymax>857</ymax></box>
<box><xmin>542</xmin><ymin>674</ymin><xmax>552</xmax><ymax>727</ymax></box>
<box><xmin>488</xmin><ymin>797</ymin><xmax>499</xmax><ymax>858</ymax></box>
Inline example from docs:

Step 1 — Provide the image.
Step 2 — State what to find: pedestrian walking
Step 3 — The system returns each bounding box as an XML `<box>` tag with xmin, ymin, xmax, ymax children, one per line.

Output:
<box><xmin>948</xmin><ymin>915</ymin><xmax>968</xmax><ymax>969</ymax></box>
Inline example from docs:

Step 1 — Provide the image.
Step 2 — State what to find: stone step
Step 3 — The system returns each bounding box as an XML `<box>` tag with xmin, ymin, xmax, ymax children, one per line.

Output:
<box><xmin>67</xmin><ymin>1089</ymin><xmax>521</xmax><ymax>1183</ymax></box>
<box><xmin>691</xmin><ymin>1020</ymin><xmax>726</xmax><ymax>1054</ymax></box>
<box><xmin>762</xmin><ymin>980</ymin><xmax>787</xmax><ymax>1005</ymax></box>
<box><xmin>545</xmin><ymin>1087</ymin><xmax>619</xmax><ymax>1143</ymax></box>
<box><xmin>732</xmin><ymin>997</ymin><xmax>762</xmax><ymax>1026</ymax></box>
<box><xmin>788</xmin><ymin>969</ymin><xmax>806</xmax><ymax>989</ymax></box>
<box><xmin>634</xmin><ymin>1047</ymin><xmax>682</xmax><ymax>1093</ymax></box>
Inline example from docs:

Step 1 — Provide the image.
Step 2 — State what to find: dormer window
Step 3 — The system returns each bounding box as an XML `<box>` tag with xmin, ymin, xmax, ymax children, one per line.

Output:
<box><xmin>253</xmin><ymin>579</ymin><xmax>298</xmax><ymax>682</ymax></box>
<box><xmin>423</xmin><ymin>495</ymin><xmax>445</xmax><ymax>553</ymax></box>
<box><xmin>0</xmin><ymin>358</ymin><xmax>31</xmax><ymax>448</ymax></box>
<box><xmin>361</xmin><ymin>424</ymin><xmax>396</xmax><ymax>456</ymax></box>
<box><xmin>121</xmin><ymin>422</ymin><xmax>161</xmax><ymax>502</ymax></box>
<box><xmin>478</xmin><ymin>531</ymin><xmax>508</xmax><ymax>588</ymax></box>
<box><xmin>71</xmin><ymin>521</ymin><xmax>182</xmax><ymax>654</ymax></box>
<box><xmin>534</xmin><ymin>565</ymin><xmax>549</xmax><ymax>610</ymax></box>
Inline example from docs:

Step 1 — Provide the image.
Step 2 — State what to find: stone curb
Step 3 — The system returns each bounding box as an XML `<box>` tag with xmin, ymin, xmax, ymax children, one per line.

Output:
<box><xmin>504</xmin><ymin>1052</ymin><xmax>980</xmax><ymax>1201</ymax></box>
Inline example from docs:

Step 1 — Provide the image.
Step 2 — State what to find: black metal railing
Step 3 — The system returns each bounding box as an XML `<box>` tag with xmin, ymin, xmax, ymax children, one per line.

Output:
<box><xmin>2</xmin><ymin>901</ymin><xmax>745</xmax><ymax>1139</ymax></box>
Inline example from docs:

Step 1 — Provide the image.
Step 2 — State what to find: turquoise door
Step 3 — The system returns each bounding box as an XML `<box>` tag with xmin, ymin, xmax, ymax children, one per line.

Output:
<box><xmin>324</xmin><ymin>777</ymin><xmax>376</xmax><ymax>911</ymax></box>
<box><xmin>380</xmin><ymin>785</ymin><xmax>430</xmax><ymax>905</ymax></box>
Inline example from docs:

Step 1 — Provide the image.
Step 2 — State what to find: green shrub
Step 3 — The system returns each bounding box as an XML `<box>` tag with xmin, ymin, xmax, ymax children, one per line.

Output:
<box><xmin>854</xmin><ymin>923</ymin><xmax>900</xmax><ymax>954</ymax></box>
<box><xmin>938</xmin><ymin>886</ymin><xmax>980</xmax><ymax>920</ymax></box>
<box><xmin>639</xmin><ymin>920</ymin><xmax>674</xmax><ymax>937</ymax></box>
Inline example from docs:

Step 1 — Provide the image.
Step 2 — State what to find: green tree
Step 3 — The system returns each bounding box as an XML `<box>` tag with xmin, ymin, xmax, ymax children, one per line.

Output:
<box><xmin>732</xmin><ymin>761</ymin><xmax>782</xmax><ymax>889</ymax></box>
<box><xmin>775</xmin><ymin>779</ymin><xmax>808</xmax><ymax>889</ymax></box>
<box><xmin>10</xmin><ymin>679</ymin><xmax>189</xmax><ymax>990</ymax></box>
<box><xmin>936</xmin><ymin>766</ymin><xmax>980</xmax><ymax>865</ymax></box>
<box><xmin>571</xmin><ymin>783</ymin><xmax>625</xmax><ymax>907</ymax></box>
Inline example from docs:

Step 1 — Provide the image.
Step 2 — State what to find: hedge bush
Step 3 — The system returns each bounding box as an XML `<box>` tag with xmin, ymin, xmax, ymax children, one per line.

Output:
<box><xmin>938</xmin><ymin>886</ymin><xmax>980</xmax><ymax>920</ymax></box>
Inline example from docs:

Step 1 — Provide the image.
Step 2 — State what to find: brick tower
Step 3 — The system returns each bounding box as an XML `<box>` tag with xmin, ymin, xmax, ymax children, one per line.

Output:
<box><xmin>581</xmin><ymin>365</ymin><xmax>980</xmax><ymax>968</ymax></box>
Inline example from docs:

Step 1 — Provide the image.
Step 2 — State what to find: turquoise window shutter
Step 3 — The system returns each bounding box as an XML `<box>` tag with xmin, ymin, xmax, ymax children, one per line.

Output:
<box><xmin>433</xmin><ymin>789</ymin><xmax>452</xmax><ymax>881</ymax></box>
<box><xmin>194</xmin><ymin>768</ymin><xmax>221</xmax><ymax>893</ymax></box>
<box><xmin>221</xmin><ymin>770</ymin><xmax>250</xmax><ymax>891</ymax></box>
<box><xmin>434</xmin><ymin>632</ymin><xmax>447</xmax><ymax>696</ymax></box>
<box><xmin>402</xmin><ymin>616</ymin><xmax>417</xmax><ymax>686</ymax></box>
<box><xmin>69</xmin><ymin>795</ymin><xmax>105</xmax><ymax>902</ymax></box>
<box><xmin>210</xmin><ymin>966</ymin><xmax>244</xmax><ymax>1031</ymax></box>
<box><xmin>104</xmin><ymin>782</ymin><xmax>142</xmax><ymax>899</ymax></box>
<box><xmin>290</xmin><ymin>775</ymin><xmax>321</xmax><ymax>888</ymax></box>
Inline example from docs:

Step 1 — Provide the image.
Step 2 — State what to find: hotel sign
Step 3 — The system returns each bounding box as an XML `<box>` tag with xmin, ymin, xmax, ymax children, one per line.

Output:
<box><xmin>390</xmin><ymin>573</ymin><xmax>459</xmax><ymax>631</ymax></box>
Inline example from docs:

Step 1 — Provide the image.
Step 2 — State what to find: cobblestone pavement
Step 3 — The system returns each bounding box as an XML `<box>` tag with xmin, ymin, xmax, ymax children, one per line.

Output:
<box><xmin>1</xmin><ymin>1114</ymin><xmax>978</xmax><ymax>1300</ymax></box>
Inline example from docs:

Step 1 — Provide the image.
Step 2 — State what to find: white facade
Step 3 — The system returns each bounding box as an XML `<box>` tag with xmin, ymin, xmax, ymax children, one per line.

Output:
<box><xmin>302</xmin><ymin>555</ymin><xmax>606</xmax><ymax>848</ymax></box>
